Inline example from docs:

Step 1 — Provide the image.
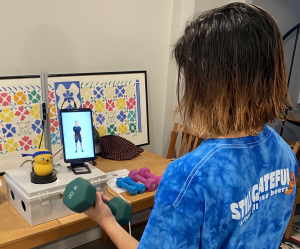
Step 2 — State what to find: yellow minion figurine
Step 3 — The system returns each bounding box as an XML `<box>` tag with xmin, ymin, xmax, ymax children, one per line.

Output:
<box><xmin>22</xmin><ymin>149</ymin><xmax>53</xmax><ymax>176</ymax></box>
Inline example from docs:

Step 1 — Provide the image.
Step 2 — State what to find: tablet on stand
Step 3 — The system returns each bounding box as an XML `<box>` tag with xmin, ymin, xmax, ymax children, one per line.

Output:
<box><xmin>60</xmin><ymin>108</ymin><xmax>96</xmax><ymax>175</ymax></box>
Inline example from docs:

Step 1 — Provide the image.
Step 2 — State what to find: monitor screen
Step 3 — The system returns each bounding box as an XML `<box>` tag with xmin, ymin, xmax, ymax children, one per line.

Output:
<box><xmin>60</xmin><ymin>108</ymin><xmax>95</xmax><ymax>163</ymax></box>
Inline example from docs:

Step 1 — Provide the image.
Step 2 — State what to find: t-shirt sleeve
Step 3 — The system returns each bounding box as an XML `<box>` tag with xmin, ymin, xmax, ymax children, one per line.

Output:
<box><xmin>73</xmin><ymin>126</ymin><xmax>75</xmax><ymax>131</ymax></box>
<box><xmin>138</xmin><ymin>202</ymin><xmax>201</xmax><ymax>249</ymax></box>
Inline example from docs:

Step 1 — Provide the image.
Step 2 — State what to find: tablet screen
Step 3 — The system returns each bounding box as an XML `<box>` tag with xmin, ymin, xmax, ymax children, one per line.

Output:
<box><xmin>61</xmin><ymin>109</ymin><xmax>95</xmax><ymax>161</ymax></box>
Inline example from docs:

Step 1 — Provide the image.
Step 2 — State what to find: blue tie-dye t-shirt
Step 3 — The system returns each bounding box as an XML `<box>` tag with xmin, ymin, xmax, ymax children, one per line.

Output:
<box><xmin>138</xmin><ymin>125</ymin><xmax>297</xmax><ymax>249</ymax></box>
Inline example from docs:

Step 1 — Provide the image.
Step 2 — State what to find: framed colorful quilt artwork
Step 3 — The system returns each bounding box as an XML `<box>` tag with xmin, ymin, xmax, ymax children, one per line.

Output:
<box><xmin>0</xmin><ymin>71</ymin><xmax>149</xmax><ymax>172</ymax></box>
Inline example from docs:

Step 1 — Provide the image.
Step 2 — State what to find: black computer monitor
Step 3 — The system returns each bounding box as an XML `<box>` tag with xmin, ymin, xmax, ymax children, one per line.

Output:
<box><xmin>60</xmin><ymin>108</ymin><xmax>96</xmax><ymax>174</ymax></box>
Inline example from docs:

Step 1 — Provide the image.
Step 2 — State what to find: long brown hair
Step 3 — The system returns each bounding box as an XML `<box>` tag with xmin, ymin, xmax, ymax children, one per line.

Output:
<box><xmin>173</xmin><ymin>2</ymin><xmax>291</xmax><ymax>136</ymax></box>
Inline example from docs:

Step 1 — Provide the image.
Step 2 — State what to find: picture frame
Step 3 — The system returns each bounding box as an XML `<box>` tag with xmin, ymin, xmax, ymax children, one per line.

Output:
<box><xmin>0</xmin><ymin>71</ymin><xmax>149</xmax><ymax>172</ymax></box>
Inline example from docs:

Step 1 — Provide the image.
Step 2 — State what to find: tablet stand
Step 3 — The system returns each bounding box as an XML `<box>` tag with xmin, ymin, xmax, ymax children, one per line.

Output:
<box><xmin>68</xmin><ymin>163</ymin><xmax>92</xmax><ymax>175</ymax></box>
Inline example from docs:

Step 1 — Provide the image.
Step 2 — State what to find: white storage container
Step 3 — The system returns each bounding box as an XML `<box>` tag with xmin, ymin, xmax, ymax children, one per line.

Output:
<box><xmin>4</xmin><ymin>163</ymin><xmax>107</xmax><ymax>226</ymax></box>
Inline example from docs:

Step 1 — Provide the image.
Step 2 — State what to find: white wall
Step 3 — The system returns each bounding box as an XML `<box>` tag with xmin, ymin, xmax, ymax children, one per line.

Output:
<box><xmin>161</xmin><ymin>0</ymin><xmax>246</xmax><ymax>158</ymax></box>
<box><xmin>195</xmin><ymin>0</ymin><xmax>245</xmax><ymax>13</ymax></box>
<box><xmin>3</xmin><ymin>0</ymin><xmax>293</xmax><ymax>159</ymax></box>
<box><xmin>0</xmin><ymin>0</ymin><xmax>173</xmax><ymax>156</ymax></box>
<box><xmin>161</xmin><ymin>0</ymin><xmax>197</xmax><ymax>158</ymax></box>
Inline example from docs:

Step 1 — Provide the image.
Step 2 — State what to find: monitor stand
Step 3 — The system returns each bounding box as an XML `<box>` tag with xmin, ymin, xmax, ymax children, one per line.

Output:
<box><xmin>69</xmin><ymin>162</ymin><xmax>92</xmax><ymax>175</ymax></box>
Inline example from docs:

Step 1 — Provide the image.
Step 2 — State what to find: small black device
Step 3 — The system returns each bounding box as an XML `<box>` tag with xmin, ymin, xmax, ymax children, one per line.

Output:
<box><xmin>39</xmin><ymin>101</ymin><xmax>47</xmax><ymax>121</ymax></box>
<box><xmin>60</xmin><ymin>108</ymin><xmax>96</xmax><ymax>174</ymax></box>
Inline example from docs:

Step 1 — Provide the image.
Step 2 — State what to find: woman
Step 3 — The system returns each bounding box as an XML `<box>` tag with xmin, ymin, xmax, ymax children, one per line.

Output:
<box><xmin>85</xmin><ymin>3</ymin><xmax>298</xmax><ymax>248</ymax></box>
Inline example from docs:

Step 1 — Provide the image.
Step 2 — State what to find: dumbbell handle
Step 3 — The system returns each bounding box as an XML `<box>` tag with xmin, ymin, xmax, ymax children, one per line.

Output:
<box><xmin>124</xmin><ymin>176</ymin><xmax>146</xmax><ymax>194</ymax></box>
<box><xmin>90</xmin><ymin>197</ymin><xmax>132</xmax><ymax>227</ymax></box>
<box><xmin>134</xmin><ymin>174</ymin><xmax>147</xmax><ymax>183</ymax></box>
<box><xmin>128</xmin><ymin>170</ymin><xmax>158</xmax><ymax>192</ymax></box>
<box><xmin>66</xmin><ymin>194</ymin><xmax>128</xmax><ymax>225</ymax></box>
<box><xmin>116</xmin><ymin>179</ymin><xmax>138</xmax><ymax>196</ymax></box>
<box><xmin>100</xmin><ymin>197</ymin><xmax>132</xmax><ymax>226</ymax></box>
<box><xmin>103</xmin><ymin>199</ymin><xmax>117</xmax><ymax>217</ymax></box>
<box><xmin>142</xmin><ymin>171</ymin><xmax>162</xmax><ymax>184</ymax></box>
<box><xmin>63</xmin><ymin>177</ymin><xmax>132</xmax><ymax>227</ymax></box>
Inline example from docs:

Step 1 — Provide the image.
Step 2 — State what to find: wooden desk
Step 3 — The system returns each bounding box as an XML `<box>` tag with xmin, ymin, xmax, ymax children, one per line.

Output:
<box><xmin>0</xmin><ymin>150</ymin><xmax>170</xmax><ymax>249</ymax></box>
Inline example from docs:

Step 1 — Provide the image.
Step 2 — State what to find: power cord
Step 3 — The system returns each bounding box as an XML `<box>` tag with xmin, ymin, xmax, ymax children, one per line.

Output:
<box><xmin>61</xmin><ymin>97</ymin><xmax>77</xmax><ymax>110</ymax></box>
<box><xmin>51</xmin><ymin>148</ymin><xmax>63</xmax><ymax>158</ymax></box>
<box><xmin>20</xmin><ymin>148</ymin><xmax>63</xmax><ymax>167</ymax></box>
<box><xmin>20</xmin><ymin>160</ymin><xmax>34</xmax><ymax>167</ymax></box>
<box><xmin>37</xmin><ymin>97</ymin><xmax>77</xmax><ymax>149</ymax></box>
<box><xmin>38</xmin><ymin>120</ymin><xmax>44</xmax><ymax>149</ymax></box>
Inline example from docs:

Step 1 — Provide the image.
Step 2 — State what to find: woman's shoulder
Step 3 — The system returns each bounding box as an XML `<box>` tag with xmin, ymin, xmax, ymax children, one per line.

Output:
<box><xmin>155</xmin><ymin>143</ymin><xmax>216</xmax><ymax>205</ymax></box>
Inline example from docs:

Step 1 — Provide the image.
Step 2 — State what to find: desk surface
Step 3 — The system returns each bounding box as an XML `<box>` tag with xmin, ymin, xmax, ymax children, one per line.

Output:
<box><xmin>0</xmin><ymin>150</ymin><xmax>170</xmax><ymax>249</ymax></box>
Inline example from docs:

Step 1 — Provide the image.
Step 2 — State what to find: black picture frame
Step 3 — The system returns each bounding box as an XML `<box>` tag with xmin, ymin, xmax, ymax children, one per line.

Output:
<box><xmin>0</xmin><ymin>70</ymin><xmax>150</xmax><ymax>147</ymax></box>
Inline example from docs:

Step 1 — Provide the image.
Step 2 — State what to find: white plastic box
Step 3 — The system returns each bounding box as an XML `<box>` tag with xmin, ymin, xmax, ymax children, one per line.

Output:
<box><xmin>4</xmin><ymin>163</ymin><xmax>107</xmax><ymax>226</ymax></box>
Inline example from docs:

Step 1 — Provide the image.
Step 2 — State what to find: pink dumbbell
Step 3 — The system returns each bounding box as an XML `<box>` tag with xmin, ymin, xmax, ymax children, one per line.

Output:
<box><xmin>139</xmin><ymin>167</ymin><xmax>162</xmax><ymax>185</ymax></box>
<box><xmin>128</xmin><ymin>170</ymin><xmax>157</xmax><ymax>192</ymax></box>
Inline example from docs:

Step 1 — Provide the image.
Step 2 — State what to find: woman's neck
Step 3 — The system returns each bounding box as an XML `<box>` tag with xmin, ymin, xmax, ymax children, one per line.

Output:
<box><xmin>207</xmin><ymin>128</ymin><xmax>262</xmax><ymax>139</ymax></box>
<box><xmin>207</xmin><ymin>132</ymin><xmax>248</xmax><ymax>139</ymax></box>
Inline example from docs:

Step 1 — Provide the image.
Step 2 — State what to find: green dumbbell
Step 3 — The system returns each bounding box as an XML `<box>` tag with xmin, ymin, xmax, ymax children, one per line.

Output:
<box><xmin>63</xmin><ymin>177</ymin><xmax>132</xmax><ymax>227</ymax></box>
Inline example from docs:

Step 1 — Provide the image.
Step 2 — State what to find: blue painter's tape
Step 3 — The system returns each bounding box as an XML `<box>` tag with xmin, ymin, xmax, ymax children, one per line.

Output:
<box><xmin>135</xmin><ymin>80</ymin><xmax>142</xmax><ymax>133</ymax></box>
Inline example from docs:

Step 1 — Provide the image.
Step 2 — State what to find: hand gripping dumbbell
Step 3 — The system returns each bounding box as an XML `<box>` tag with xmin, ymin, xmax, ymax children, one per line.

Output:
<box><xmin>139</xmin><ymin>167</ymin><xmax>162</xmax><ymax>185</ymax></box>
<box><xmin>63</xmin><ymin>177</ymin><xmax>132</xmax><ymax>227</ymax></box>
<box><xmin>116</xmin><ymin>178</ymin><xmax>138</xmax><ymax>196</ymax></box>
<box><xmin>123</xmin><ymin>176</ymin><xmax>146</xmax><ymax>194</ymax></box>
<box><xmin>128</xmin><ymin>170</ymin><xmax>157</xmax><ymax>192</ymax></box>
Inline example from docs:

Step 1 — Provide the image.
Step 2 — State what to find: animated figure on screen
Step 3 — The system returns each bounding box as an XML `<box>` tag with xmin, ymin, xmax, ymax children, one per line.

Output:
<box><xmin>73</xmin><ymin>121</ymin><xmax>83</xmax><ymax>153</ymax></box>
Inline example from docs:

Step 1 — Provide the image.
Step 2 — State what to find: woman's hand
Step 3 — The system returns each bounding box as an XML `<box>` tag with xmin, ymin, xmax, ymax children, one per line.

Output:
<box><xmin>84</xmin><ymin>192</ymin><xmax>116</xmax><ymax>229</ymax></box>
<box><xmin>85</xmin><ymin>192</ymin><xmax>139</xmax><ymax>249</ymax></box>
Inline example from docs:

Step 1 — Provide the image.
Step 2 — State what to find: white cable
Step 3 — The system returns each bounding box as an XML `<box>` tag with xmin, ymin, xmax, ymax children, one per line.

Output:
<box><xmin>128</xmin><ymin>221</ymin><xmax>132</xmax><ymax>235</ymax></box>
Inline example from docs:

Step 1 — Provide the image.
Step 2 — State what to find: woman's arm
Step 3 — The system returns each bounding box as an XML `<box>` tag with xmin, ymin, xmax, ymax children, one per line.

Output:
<box><xmin>103</xmin><ymin>219</ymin><xmax>139</xmax><ymax>249</ymax></box>
<box><xmin>84</xmin><ymin>192</ymin><xmax>139</xmax><ymax>249</ymax></box>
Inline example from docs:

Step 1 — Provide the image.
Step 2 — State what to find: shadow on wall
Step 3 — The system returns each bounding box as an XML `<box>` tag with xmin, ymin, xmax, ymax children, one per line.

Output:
<box><xmin>250</xmin><ymin>0</ymin><xmax>300</xmax><ymax>141</ymax></box>
<box><xmin>141</xmin><ymin>73</ymin><xmax>154</xmax><ymax>154</ymax></box>
<box><xmin>250</xmin><ymin>0</ymin><xmax>300</xmax><ymax>34</ymax></box>
<box><xmin>21</xmin><ymin>24</ymin><xmax>78</xmax><ymax>74</ymax></box>
<box><xmin>270</xmin><ymin>120</ymin><xmax>300</xmax><ymax>141</ymax></box>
